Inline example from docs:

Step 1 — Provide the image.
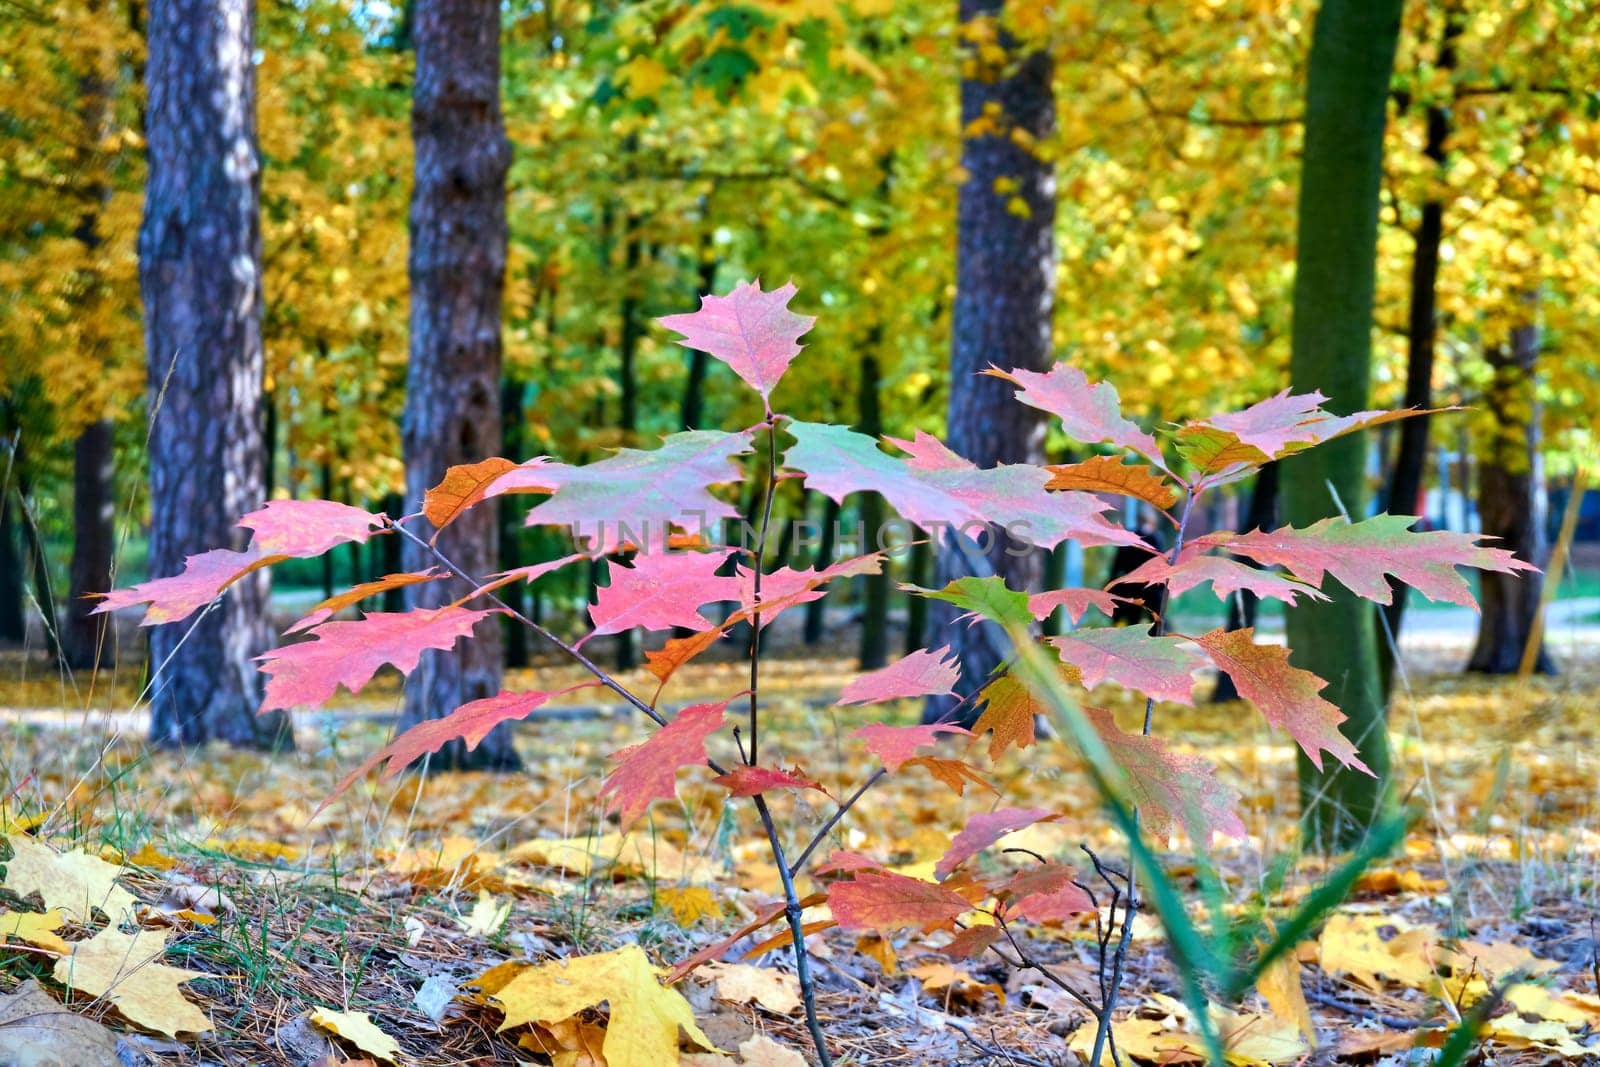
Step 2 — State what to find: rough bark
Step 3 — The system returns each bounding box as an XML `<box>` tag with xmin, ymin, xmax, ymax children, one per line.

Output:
<box><xmin>64</xmin><ymin>420</ymin><xmax>116</xmax><ymax>669</ymax></box>
<box><xmin>139</xmin><ymin>0</ymin><xmax>290</xmax><ymax>749</ymax></box>
<box><xmin>1283</xmin><ymin>0</ymin><xmax>1403</xmax><ymax>852</ymax></box>
<box><xmin>926</xmin><ymin>0</ymin><xmax>1056</xmax><ymax>726</ymax></box>
<box><xmin>1468</xmin><ymin>319</ymin><xmax>1553</xmax><ymax>674</ymax></box>
<box><xmin>399</xmin><ymin>0</ymin><xmax>518</xmax><ymax>770</ymax></box>
<box><xmin>1380</xmin><ymin>6</ymin><xmax>1460</xmax><ymax>695</ymax></box>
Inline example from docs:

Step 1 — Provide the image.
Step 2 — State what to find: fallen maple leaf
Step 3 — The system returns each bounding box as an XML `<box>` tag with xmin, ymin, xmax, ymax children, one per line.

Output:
<box><xmin>0</xmin><ymin>909</ymin><xmax>68</xmax><ymax>954</ymax></box>
<box><xmin>935</xmin><ymin>808</ymin><xmax>1057</xmax><ymax>878</ymax></box>
<box><xmin>702</xmin><ymin>961</ymin><xmax>801</xmax><ymax>1015</ymax></box>
<box><xmin>1196</xmin><ymin>628</ymin><xmax>1370</xmax><ymax>773</ymax></box>
<box><xmin>310</xmin><ymin>1007</ymin><xmax>402</xmax><ymax>1064</ymax></box>
<box><xmin>836</xmin><ymin>645</ymin><xmax>961</xmax><ymax>705</ymax></box>
<box><xmin>656</xmin><ymin>279</ymin><xmax>815</xmax><ymax>403</ymax></box>
<box><xmin>257</xmin><ymin>606</ymin><xmax>498</xmax><ymax>712</ymax></box>
<box><xmin>0</xmin><ymin>979</ymin><xmax>121</xmax><ymax>1066</ymax></box>
<box><xmin>1</xmin><ymin>834</ymin><xmax>136</xmax><ymax>924</ymax></box>
<box><xmin>53</xmin><ymin>926</ymin><xmax>211</xmax><ymax>1036</ymax></box>
<box><xmin>601</xmin><ymin>702</ymin><xmax>728</xmax><ymax>827</ymax></box>
<box><xmin>830</xmin><ymin>869</ymin><xmax>971</xmax><ymax>934</ymax></box>
<box><xmin>494</xmin><ymin>944</ymin><xmax>717</xmax><ymax>1067</ymax></box>
<box><xmin>1047</xmin><ymin>625</ymin><xmax>1205</xmax><ymax>704</ymax></box>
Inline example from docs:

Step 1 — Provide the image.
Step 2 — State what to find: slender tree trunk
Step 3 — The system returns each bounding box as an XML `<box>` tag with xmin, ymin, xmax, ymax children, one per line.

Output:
<box><xmin>399</xmin><ymin>0</ymin><xmax>518</xmax><ymax>770</ymax></box>
<box><xmin>679</xmin><ymin>250</ymin><xmax>717</xmax><ymax>431</ymax></box>
<box><xmin>14</xmin><ymin>469</ymin><xmax>61</xmax><ymax>661</ymax></box>
<box><xmin>927</xmin><ymin>0</ymin><xmax>1056</xmax><ymax>726</ymax></box>
<box><xmin>64</xmin><ymin>421</ymin><xmax>116</xmax><ymax>669</ymax></box>
<box><xmin>140</xmin><ymin>0</ymin><xmax>290</xmax><ymax>748</ymax></box>
<box><xmin>1211</xmin><ymin>463</ymin><xmax>1278</xmax><ymax>702</ymax></box>
<box><xmin>857</xmin><ymin>345</ymin><xmax>890</xmax><ymax>669</ymax></box>
<box><xmin>1283</xmin><ymin>0</ymin><xmax>1402</xmax><ymax>852</ymax></box>
<box><xmin>1379</xmin><ymin>6</ymin><xmax>1460</xmax><ymax>695</ymax></box>
<box><xmin>0</xmin><ymin>489</ymin><xmax>23</xmax><ymax>643</ymax></box>
<box><xmin>500</xmin><ymin>380</ymin><xmax>530</xmax><ymax>669</ymax></box>
<box><xmin>613</xmin><ymin>228</ymin><xmax>643</xmax><ymax>670</ymax></box>
<box><xmin>1469</xmin><ymin>316</ymin><xmax>1553</xmax><ymax>674</ymax></box>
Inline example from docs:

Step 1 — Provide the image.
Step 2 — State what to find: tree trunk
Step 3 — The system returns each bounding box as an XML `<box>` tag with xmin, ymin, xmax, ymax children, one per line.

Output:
<box><xmin>679</xmin><ymin>250</ymin><xmax>717</xmax><ymax>431</ymax></box>
<box><xmin>1210</xmin><ymin>462</ymin><xmax>1278</xmax><ymax>703</ymax></box>
<box><xmin>1283</xmin><ymin>0</ymin><xmax>1402</xmax><ymax>852</ymax></box>
<box><xmin>500</xmin><ymin>380</ymin><xmax>530</xmax><ymax>669</ymax></box>
<box><xmin>1379</xmin><ymin>6</ymin><xmax>1460</xmax><ymax>696</ymax></box>
<box><xmin>613</xmin><ymin>227</ymin><xmax>643</xmax><ymax>671</ymax></box>
<box><xmin>857</xmin><ymin>346</ymin><xmax>890</xmax><ymax>670</ymax></box>
<box><xmin>64</xmin><ymin>420</ymin><xmax>116</xmax><ymax>669</ymax></box>
<box><xmin>803</xmin><ymin>495</ymin><xmax>840</xmax><ymax>646</ymax></box>
<box><xmin>1468</xmin><ymin>317</ymin><xmax>1553</xmax><ymax>674</ymax></box>
<box><xmin>927</xmin><ymin>0</ymin><xmax>1056</xmax><ymax>726</ymax></box>
<box><xmin>0</xmin><ymin>489</ymin><xmax>23</xmax><ymax>643</ymax></box>
<box><xmin>399</xmin><ymin>0</ymin><xmax>518</xmax><ymax>771</ymax></box>
<box><xmin>140</xmin><ymin>0</ymin><xmax>290</xmax><ymax>749</ymax></box>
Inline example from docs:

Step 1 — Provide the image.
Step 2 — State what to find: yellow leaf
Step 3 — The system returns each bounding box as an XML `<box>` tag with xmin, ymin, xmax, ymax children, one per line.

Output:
<box><xmin>1254</xmin><ymin>952</ymin><xmax>1315</xmax><ymax>1048</ymax></box>
<box><xmin>1</xmin><ymin>834</ymin><xmax>137</xmax><ymax>924</ymax></box>
<box><xmin>126</xmin><ymin>844</ymin><xmax>179</xmax><ymax>871</ymax></box>
<box><xmin>52</xmin><ymin>927</ymin><xmax>211</xmax><ymax>1036</ymax></box>
<box><xmin>310</xmin><ymin>1007</ymin><xmax>402</xmax><ymax>1064</ymax></box>
<box><xmin>1486</xmin><ymin>1014</ymin><xmax>1592</xmax><ymax>1057</ymax></box>
<box><xmin>659</xmin><ymin>886</ymin><xmax>720</xmax><ymax>926</ymax></box>
<box><xmin>738</xmin><ymin>1033</ymin><xmax>808</xmax><ymax>1066</ymax></box>
<box><xmin>0</xmin><ymin>909</ymin><xmax>69</xmax><ymax>954</ymax></box>
<box><xmin>1316</xmin><ymin>913</ymin><xmax>1439</xmax><ymax>991</ymax></box>
<box><xmin>618</xmin><ymin>56</ymin><xmax>670</xmax><ymax>97</ymax></box>
<box><xmin>456</xmin><ymin>890</ymin><xmax>510</xmax><ymax>937</ymax></box>
<box><xmin>494</xmin><ymin>945</ymin><xmax>718</xmax><ymax>1067</ymax></box>
<box><xmin>704</xmin><ymin>961</ymin><xmax>801</xmax><ymax>1015</ymax></box>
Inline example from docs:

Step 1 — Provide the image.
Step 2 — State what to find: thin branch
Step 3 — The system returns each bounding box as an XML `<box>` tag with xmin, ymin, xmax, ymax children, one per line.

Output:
<box><xmin>751</xmin><ymin>795</ymin><xmax>835</xmax><ymax>1066</ymax></box>
<box><xmin>788</xmin><ymin>766</ymin><xmax>886</xmax><ymax>877</ymax></box>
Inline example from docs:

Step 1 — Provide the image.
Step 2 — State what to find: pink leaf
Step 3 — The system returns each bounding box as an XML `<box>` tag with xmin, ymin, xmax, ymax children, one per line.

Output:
<box><xmin>829</xmin><ymin>869</ymin><xmax>971</xmax><ymax>934</ymax></box>
<box><xmin>850</xmin><ymin>723</ymin><xmax>972</xmax><ymax>771</ymax></box>
<box><xmin>995</xmin><ymin>864</ymin><xmax>1096</xmax><ymax>921</ymax></box>
<box><xmin>490</xmin><ymin>431</ymin><xmax>752</xmax><ymax>553</ymax></box>
<box><xmin>462</xmin><ymin>553</ymin><xmax>587</xmax><ymax>601</ymax></box>
<box><xmin>286</xmin><ymin>570</ymin><xmax>445</xmax><ymax>634</ymax></box>
<box><xmin>588</xmin><ymin>550</ymin><xmax>740</xmax><ymax>636</ymax></box>
<box><xmin>1027</xmin><ymin>587</ymin><xmax>1123</xmax><ymax>624</ymax></box>
<box><xmin>1084</xmin><ymin>707</ymin><xmax>1246</xmax><ymax>840</ymax></box>
<box><xmin>1047</xmin><ymin>626</ymin><xmax>1205</xmax><ymax>705</ymax></box>
<box><xmin>94</xmin><ymin>547</ymin><xmax>280</xmax><ymax>626</ymax></box>
<box><xmin>600</xmin><ymin>701</ymin><xmax>728</xmax><ymax>827</ymax></box>
<box><xmin>238</xmin><ymin>499</ymin><xmax>384</xmax><ymax>557</ymax></box>
<box><xmin>656</xmin><ymin>280</ymin><xmax>815</xmax><ymax>402</ymax></box>
<box><xmin>1195</xmin><ymin>627</ymin><xmax>1371</xmax><ymax>773</ymax></box>
<box><xmin>735</xmin><ymin>554</ymin><xmax>885</xmax><ymax>628</ymax></box>
<box><xmin>326</xmin><ymin>686</ymin><xmax>594</xmax><ymax>803</ymax></box>
<box><xmin>1194</xmin><ymin>515</ymin><xmax>1535</xmax><ymax>608</ymax></box>
<box><xmin>257</xmin><ymin>607</ymin><xmax>498</xmax><ymax>712</ymax></box>
<box><xmin>1176</xmin><ymin>391</ymin><xmax>1431</xmax><ymax>473</ymax></box>
<box><xmin>785</xmin><ymin>421</ymin><xmax>1140</xmax><ymax>551</ymax></box>
<box><xmin>814</xmin><ymin>851</ymin><xmax>886</xmax><ymax>875</ymax></box>
<box><xmin>836</xmin><ymin>646</ymin><xmax>961</xmax><ymax>706</ymax></box>
<box><xmin>1118</xmin><ymin>551</ymin><xmax>1327</xmax><ymax>606</ymax></box>
<box><xmin>985</xmin><ymin>364</ymin><xmax>1165</xmax><ymax>466</ymax></box>
<box><xmin>935</xmin><ymin>808</ymin><xmax>1056</xmax><ymax>878</ymax></box>
<box><xmin>713</xmin><ymin>765</ymin><xmax>827</xmax><ymax>798</ymax></box>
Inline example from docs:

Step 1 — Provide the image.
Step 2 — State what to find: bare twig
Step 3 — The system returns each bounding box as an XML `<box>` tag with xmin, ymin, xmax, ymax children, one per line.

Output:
<box><xmin>947</xmin><ymin>1021</ymin><xmax>1062</xmax><ymax>1067</ymax></box>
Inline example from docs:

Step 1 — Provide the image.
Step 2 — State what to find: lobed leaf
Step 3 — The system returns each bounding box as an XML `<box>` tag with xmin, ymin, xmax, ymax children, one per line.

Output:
<box><xmin>712</xmin><ymin>765</ymin><xmax>827</xmax><ymax>798</ymax></box>
<box><xmin>986</xmin><ymin>364</ymin><xmax>1165</xmax><ymax>467</ymax></box>
<box><xmin>286</xmin><ymin>569</ymin><xmax>444</xmax><ymax>634</ymax></box>
<box><xmin>1045</xmin><ymin>453</ymin><xmax>1179</xmax><ymax>509</ymax></box>
<box><xmin>588</xmin><ymin>550</ymin><xmax>740</xmax><ymax>637</ymax></box>
<box><xmin>836</xmin><ymin>645</ymin><xmax>961</xmax><ymax>706</ymax></box>
<box><xmin>935</xmin><ymin>807</ymin><xmax>1057</xmax><ymax>878</ymax></box>
<box><xmin>1176</xmin><ymin>391</ymin><xmax>1432</xmax><ymax>475</ymax></box>
<box><xmin>1117</xmin><ymin>550</ymin><xmax>1328</xmax><ymax>606</ymax></box>
<box><xmin>93</xmin><ymin>547</ymin><xmax>281</xmax><ymax>626</ymax></box>
<box><xmin>237</xmin><ymin>498</ymin><xmax>385</xmax><ymax>557</ymax></box>
<box><xmin>1084</xmin><ymin>706</ymin><xmax>1246</xmax><ymax>841</ymax></box>
<box><xmin>601</xmin><ymin>701</ymin><xmax>729</xmax><ymax>827</ymax></box>
<box><xmin>1047</xmin><ymin>625</ymin><xmax>1205</xmax><ymax>705</ymax></box>
<box><xmin>849</xmin><ymin>723</ymin><xmax>972</xmax><ymax>771</ymax></box>
<box><xmin>655</xmin><ymin>279</ymin><xmax>814</xmax><ymax>403</ymax></box>
<box><xmin>829</xmin><ymin>869</ymin><xmax>971</xmax><ymax>935</ymax></box>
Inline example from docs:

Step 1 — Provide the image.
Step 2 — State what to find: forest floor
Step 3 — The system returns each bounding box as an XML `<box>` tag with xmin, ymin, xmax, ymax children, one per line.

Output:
<box><xmin>0</xmin><ymin>636</ymin><xmax>1597</xmax><ymax>1066</ymax></box>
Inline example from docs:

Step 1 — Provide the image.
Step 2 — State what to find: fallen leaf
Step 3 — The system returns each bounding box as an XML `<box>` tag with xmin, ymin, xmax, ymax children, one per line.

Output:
<box><xmin>738</xmin><ymin>1033</ymin><xmax>808</xmax><ymax>1067</ymax></box>
<box><xmin>52</xmin><ymin>926</ymin><xmax>211</xmax><ymax>1036</ymax></box>
<box><xmin>704</xmin><ymin>962</ymin><xmax>801</xmax><ymax>1015</ymax></box>
<box><xmin>456</xmin><ymin>890</ymin><xmax>510</xmax><ymax>937</ymax></box>
<box><xmin>0</xmin><ymin>979</ymin><xmax>121</xmax><ymax>1067</ymax></box>
<box><xmin>0</xmin><ymin>909</ymin><xmax>68</xmax><ymax>954</ymax></box>
<box><xmin>310</xmin><ymin>1007</ymin><xmax>402</xmax><ymax>1064</ymax></box>
<box><xmin>1</xmin><ymin>834</ymin><xmax>137</xmax><ymax>924</ymax></box>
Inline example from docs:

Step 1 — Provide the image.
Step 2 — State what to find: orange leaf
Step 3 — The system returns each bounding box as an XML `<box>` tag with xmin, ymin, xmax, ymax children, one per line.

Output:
<box><xmin>830</xmin><ymin>869</ymin><xmax>971</xmax><ymax>934</ymax></box>
<box><xmin>600</xmin><ymin>702</ymin><xmax>728</xmax><ymax>826</ymax></box>
<box><xmin>1045</xmin><ymin>454</ymin><xmax>1179</xmax><ymax>509</ymax></box>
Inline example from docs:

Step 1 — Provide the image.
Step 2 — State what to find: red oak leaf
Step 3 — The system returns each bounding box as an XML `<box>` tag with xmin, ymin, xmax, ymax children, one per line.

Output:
<box><xmin>286</xmin><ymin>570</ymin><xmax>444</xmax><ymax>634</ymax></box>
<box><xmin>327</xmin><ymin>686</ymin><xmax>594</xmax><ymax>802</ymax></box>
<box><xmin>1027</xmin><ymin>587</ymin><xmax>1123</xmax><ymax>624</ymax></box>
<box><xmin>422</xmin><ymin>456</ymin><xmax>544</xmax><ymax>534</ymax></box>
<box><xmin>883</xmin><ymin>429</ymin><xmax>973</xmax><ymax>472</ymax></box>
<box><xmin>850</xmin><ymin>723</ymin><xmax>972</xmax><ymax>771</ymax></box>
<box><xmin>1047</xmin><ymin>626</ymin><xmax>1205</xmax><ymax>705</ymax></box>
<box><xmin>462</xmin><ymin>553</ymin><xmax>587</xmax><ymax>601</ymax></box>
<box><xmin>986</xmin><ymin>364</ymin><xmax>1165</xmax><ymax>466</ymax></box>
<box><xmin>713</xmin><ymin>765</ymin><xmax>827</xmax><ymax>798</ymax></box>
<box><xmin>1084</xmin><ymin>707</ymin><xmax>1246</xmax><ymax>841</ymax></box>
<box><xmin>968</xmin><ymin>672</ymin><xmax>1041</xmax><ymax>760</ymax></box>
<box><xmin>490</xmin><ymin>430</ymin><xmax>752</xmax><ymax>553</ymax></box>
<box><xmin>1193</xmin><ymin>515</ymin><xmax>1535</xmax><ymax>608</ymax></box>
<box><xmin>1195</xmin><ymin>627</ymin><xmax>1371</xmax><ymax>773</ymax></box>
<box><xmin>829</xmin><ymin>869</ymin><xmax>971</xmax><ymax>934</ymax></box>
<box><xmin>587</xmin><ymin>550</ymin><xmax>740</xmax><ymax>637</ymax></box>
<box><xmin>599</xmin><ymin>701</ymin><xmax>728</xmax><ymax>826</ymax></box>
<box><xmin>655</xmin><ymin>280</ymin><xmax>815</xmax><ymax>402</ymax></box>
<box><xmin>903</xmin><ymin>756</ymin><xmax>998</xmax><ymax>797</ymax></box>
<box><xmin>1118</xmin><ymin>551</ymin><xmax>1327</xmax><ymax>606</ymax></box>
<box><xmin>1044</xmin><ymin>454</ymin><xmax>1179</xmax><ymax>509</ymax></box>
<box><xmin>784</xmin><ymin>421</ymin><xmax>1142</xmax><ymax>551</ymax></box>
<box><xmin>94</xmin><ymin>547</ymin><xmax>282</xmax><ymax>626</ymax></box>
<box><xmin>945</xmin><ymin>925</ymin><xmax>1004</xmax><ymax>959</ymax></box>
<box><xmin>1176</xmin><ymin>391</ymin><xmax>1431</xmax><ymax>473</ymax></box>
<box><xmin>837</xmin><ymin>646</ymin><xmax>961</xmax><ymax>706</ymax></box>
<box><xmin>994</xmin><ymin>864</ymin><xmax>1095</xmax><ymax>922</ymax></box>
<box><xmin>935</xmin><ymin>808</ymin><xmax>1057</xmax><ymax>878</ymax></box>
<box><xmin>238</xmin><ymin>499</ymin><xmax>385</xmax><ymax>557</ymax></box>
<box><xmin>814</xmin><ymin>851</ymin><xmax>886</xmax><ymax>875</ymax></box>
<box><xmin>257</xmin><ymin>607</ymin><xmax>498</xmax><ymax>712</ymax></box>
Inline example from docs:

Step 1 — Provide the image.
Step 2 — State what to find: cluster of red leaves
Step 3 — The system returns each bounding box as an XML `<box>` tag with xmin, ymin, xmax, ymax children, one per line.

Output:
<box><xmin>101</xmin><ymin>281</ymin><xmax>1532</xmax><ymax>957</ymax></box>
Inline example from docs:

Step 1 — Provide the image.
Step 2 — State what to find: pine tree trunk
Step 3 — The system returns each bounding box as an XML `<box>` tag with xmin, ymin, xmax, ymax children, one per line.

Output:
<box><xmin>1468</xmin><ymin>318</ymin><xmax>1553</xmax><ymax>674</ymax></box>
<box><xmin>1379</xmin><ymin>5</ymin><xmax>1460</xmax><ymax>695</ymax></box>
<box><xmin>140</xmin><ymin>0</ymin><xmax>291</xmax><ymax>749</ymax></box>
<box><xmin>399</xmin><ymin>0</ymin><xmax>518</xmax><ymax>771</ymax></box>
<box><xmin>926</xmin><ymin>0</ymin><xmax>1055</xmax><ymax>726</ymax></box>
<box><xmin>0</xmin><ymin>489</ymin><xmax>23</xmax><ymax>643</ymax></box>
<box><xmin>64</xmin><ymin>420</ymin><xmax>116</xmax><ymax>669</ymax></box>
<box><xmin>1283</xmin><ymin>0</ymin><xmax>1403</xmax><ymax>852</ymax></box>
